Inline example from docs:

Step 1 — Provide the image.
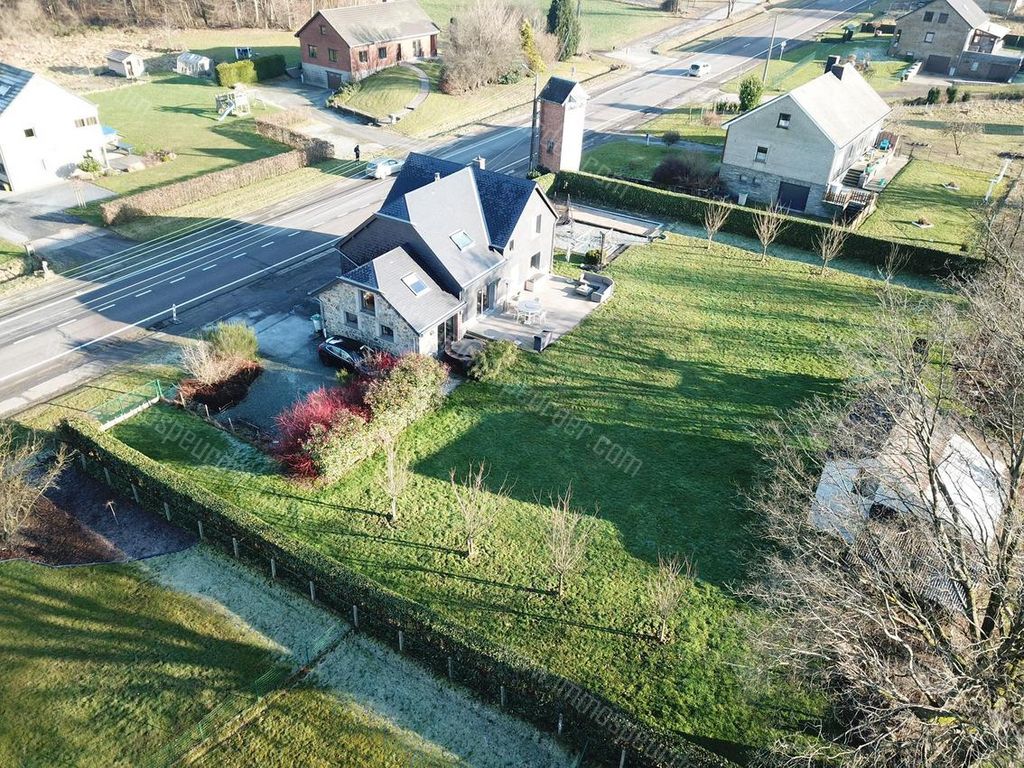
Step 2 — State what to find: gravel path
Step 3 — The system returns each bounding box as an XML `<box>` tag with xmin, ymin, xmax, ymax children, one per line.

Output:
<box><xmin>144</xmin><ymin>547</ymin><xmax>577</xmax><ymax>767</ymax></box>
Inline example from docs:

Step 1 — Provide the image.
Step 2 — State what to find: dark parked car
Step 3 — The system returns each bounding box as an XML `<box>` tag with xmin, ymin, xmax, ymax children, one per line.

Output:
<box><xmin>317</xmin><ymin>336</ymin><xmax>372</xmax><ymax>373</ymax></box>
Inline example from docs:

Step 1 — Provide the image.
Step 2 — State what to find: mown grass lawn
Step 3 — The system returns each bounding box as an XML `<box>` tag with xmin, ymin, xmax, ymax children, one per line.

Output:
<box><xmin>112</xmin><ymin>235</ymin><xmax>940</xmax><ymax>752</ymax></box>
<box><xmin>859</xmin><ymin>159</ymin><xmax>996</xmax><ymax>252</ymax></box>
<box><xmin>332</xmin><ymin>65</ymin><xmax>424</xmax><ymax>120</ymax></box>
<box><xmin>0</xmin><ymin>560</ymin><xmax>276</xmax><ymax>766</ymax></box>
<box><xmin>196</xmin><ymin>686</ymin><xmax>458</xmax><ymax>768</ymax></box>
<box><xmin>174</xmin><ymin>28</ymin><xmax>302</xmax><ymax>66</ymax></box>
<box><xmin>583</xmin><ymin>140</ymin><xmax>721</xmax><ymax>179</ymax></box>
<box><xmin>87</xmin><ymin>71</ymin><xmax>287</xmax><ymax>196</ymax></box>
<box><xmin>636</xmin><ymin>105</ymin><xmax>727</xmax><ymax>145</ymax></box>
<box><xmin>720</xmin><ymin>35</ymin><xmax>906</xmax><ymax>98</ymax></box>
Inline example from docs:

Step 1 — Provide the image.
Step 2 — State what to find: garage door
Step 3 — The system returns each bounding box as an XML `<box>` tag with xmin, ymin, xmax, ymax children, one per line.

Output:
<box><xmin>924</xmin><ymin>55</ymin><xmax>951</xmax><ymax>74</ymax></box>
<box><xmin>777</xmin><ymin>181</ymin><xmax>811</xmax><ymax>212</ymax></box>
<box><xmin>327</xmin><ymin>71</ymin><xmax>344</xmax><ymax>90</ymax></box>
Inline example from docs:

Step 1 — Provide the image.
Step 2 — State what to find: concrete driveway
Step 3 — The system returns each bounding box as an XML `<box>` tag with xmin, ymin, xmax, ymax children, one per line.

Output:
<box><xmin>0</xmin><ymin>179</ymin><xmax>113</xmax><ymax>244</ymax></box>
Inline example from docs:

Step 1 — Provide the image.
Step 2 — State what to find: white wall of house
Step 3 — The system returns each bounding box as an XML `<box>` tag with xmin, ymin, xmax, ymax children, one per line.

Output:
<box><xmin>499</xmin><ymin>191</ymin><xmax>557</xmax><ymax>299</ymax></box>
<box><xmin>0</xmin><ymin>76</ymin><xmax>105</xmax><ymax>192</ymax></box>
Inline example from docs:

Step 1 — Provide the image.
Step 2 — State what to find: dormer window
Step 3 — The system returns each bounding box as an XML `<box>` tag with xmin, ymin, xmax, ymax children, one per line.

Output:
<box><xmin>777</xmin><ymin>112</ymin><xmax>791</xmax><ymax>129</ymax></box>
<box><xmin>402</xmin><ymin>273</ymin><xmax>429</xmax><ymax>296</ymax></box>
<box><xmin>450</xmin><ymin>230</ymin><xmax>474</xmax><ymax>250</ymax></box>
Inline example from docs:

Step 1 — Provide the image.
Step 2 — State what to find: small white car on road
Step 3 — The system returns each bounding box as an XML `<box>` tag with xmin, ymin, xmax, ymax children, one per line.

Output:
<box><xmin>366</xmin><ymin>157</ymin><xmax>406</xmax><ymax>179</ymax></box>
<box><xmin>688</xmin><ymin>62</ymin><xmax>711</xmax><ymax>77</ymax></box>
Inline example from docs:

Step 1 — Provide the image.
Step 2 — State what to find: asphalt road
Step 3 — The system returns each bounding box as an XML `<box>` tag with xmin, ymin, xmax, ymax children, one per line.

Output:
<box><xmin>0</xmin><ymin>0</ymin><xmax>870</xmax><ymax>414</ymax></box>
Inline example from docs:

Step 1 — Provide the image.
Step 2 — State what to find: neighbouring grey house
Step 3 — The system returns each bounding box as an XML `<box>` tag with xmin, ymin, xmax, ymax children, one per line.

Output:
<box><xmin>105</xmin><ymin>50</ymin><xmax>145</xmax><ymax>79</ymax></box>
<box><xmin>888</xmin><ymin>0</ymin><xmax>1023</xmax><ymax>81</ymax></box>
<box><xmin>719</xmin><ymin>62</ymin><xmax>892</xmax><ymax>218</ymax></box>
<box><xmin>318</xmin><ymin>153</ymin><xmax>558</xmax><ymax>355</ymax></box>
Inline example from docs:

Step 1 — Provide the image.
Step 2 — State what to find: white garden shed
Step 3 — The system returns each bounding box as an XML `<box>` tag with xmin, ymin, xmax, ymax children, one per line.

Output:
<box><xmin>176</xmin><ymin>52</ymin><xmax>212</xmax><ymax>77</ymax></box>
<box><xmin>105</xmin><ymin>50</ymin><xmax>145</xmax><ymax>79</ymax></box>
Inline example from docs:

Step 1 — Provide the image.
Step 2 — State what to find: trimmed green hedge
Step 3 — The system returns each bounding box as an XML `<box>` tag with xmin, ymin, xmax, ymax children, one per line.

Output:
<box><xmin>59</xmin><ymin>417</ymin><xmax>737</xmax><ymax>768</ymax></box>
<box><xmin>216</xmin><ymin>54</ymin><xmax>287</xmax><ymax>86</ymax></box>
<box><xmin>552</xmin><ymin>170</ymin><xmax>979</xmax><ymax>278</ymax></box>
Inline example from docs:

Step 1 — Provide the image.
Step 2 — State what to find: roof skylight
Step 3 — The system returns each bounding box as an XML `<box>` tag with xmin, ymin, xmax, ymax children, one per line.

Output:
<box><xmin>402</xmin><ymin>273</ymin><xmax>429</xmax><ymax>296</ymax></box>
<box><xmin>450</xmin><ymin>230</ymin><xmax>474</xmax><ymax>250</ymax></box>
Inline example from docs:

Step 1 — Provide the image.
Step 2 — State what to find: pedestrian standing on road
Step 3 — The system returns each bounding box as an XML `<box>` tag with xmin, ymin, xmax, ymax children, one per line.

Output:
<box><xmin>354</xmin><ymin>144</ymin><xmax>361</xmax><ymax>162</ymax></box>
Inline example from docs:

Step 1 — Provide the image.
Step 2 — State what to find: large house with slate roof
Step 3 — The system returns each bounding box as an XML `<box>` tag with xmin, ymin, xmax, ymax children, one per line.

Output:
<box><xmin>0</xmin><ymin>63</ymin><xmax>106</xmax><ymax>192</ymax></box>
<box><xmin>295</xmin><ymin>0</ymin><xmax>439</xmax><ymax>88</ymax></box>
<box><xmin>317</xmin><ymin>153</ymin><xmax>558</xmax><ymax>355</ymax></box>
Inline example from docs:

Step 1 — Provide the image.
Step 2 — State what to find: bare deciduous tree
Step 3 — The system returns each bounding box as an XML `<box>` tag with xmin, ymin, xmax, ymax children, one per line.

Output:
<box><xmin>545</xmin><ymin>486</ymin><xmax>593</xmax><ymax>598</ymax></box>
<box><xmin>450</xmin><ymin>463</ymin><xmax>507</xmax><ymax>560</ymax></box>
<box><xmin>180</xmin><ymin>341</ymin><xmax>238</xmax><ymax>386</ymax></box>
<box><xmin>1</xmin><ymin>426</ymin><xmax>67</xmax><ymax>547</ymax></box>
<box><xmin>746</xmin><ymin>257</ymin><xmax>1024</xmax><ymax>765</ymax></box>
<box><xmin>815</xmin><ymin>223</ymin><xmax>848</xmax><ymax>276</ymax></box>
<box><xmin>752</xmin><ymin>202</ymin><xmax>786</xmax><ymax>263</ymax></box>
<box><xmin>878</xmin><ymin>241</ymin><xmax>910</xmax><ymax>289</ymax></box>
<box><xmin>648</xmin><ymin>553</ymin><xmax>694</xmax><ymax>643</ymax></box>
<box><xmin>378</xmin><ymin>441</ymin><xmax>410</xmax><ymax>524</ymax></box>
<box><xmin>440</xmin><ymin>0</ymin><xmax>524</xmax><ymax>94</ymax></box>
<box><xmin>942</xmin><ymin>119</ymin><xmax>981</xmax><ymax>156</ymax></box>
<box><xmin>703</xmin><ymin>202</ymin><xmax>731</xmax><ymax>251</ymax></box>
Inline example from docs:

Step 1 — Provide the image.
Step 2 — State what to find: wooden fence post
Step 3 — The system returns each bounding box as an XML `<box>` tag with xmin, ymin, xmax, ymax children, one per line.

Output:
<box><xmin>79</xmin><ymin>454</ymin><xmax>86</xmax><ymax>469</ymax></box>
<box><xmin>270</xmin><ymin>558</ymin><xmax>277</xmax><ymax>579</ymax></box>
<box><xmin>232</xmin><ymin>537</ymin><xmax>239</xmax><ymax>558</ymax></box>
<box><xmin>309</xmin><ymin>580</ymin><xmax>316</xmax><ymax>602</ymax></box>
<box><xmin>131</xmin><ymin>484</ymin><xmax>140</xmax><ymax>503</ymax></box>
<box><xmin>500</xmin><ymin>685</ymin><xmax>507</xmax><ymax>709</ymax></box>
<box><xmin>163</xmin><ymin>501</ymin><xmax>171</xmax><ymax>521</ymax></box>
<box><xmin>197</xmin><ymin>520</ymin><xmax>204</xmax><ymax>539</ymax></box>
<box><xmin>398</xmin><ymin>630</ymin><xmax>404</xmax><ymax>653</ymax></box>
<box><xmin>352</xmin><ymin>604</ymin><xmax>359</xmax><ymax>628</ymax></box>
<box><xmin>557</xmin><ymin>711</ymin><xmax>564</xmax><ymax>735</ymax></box>
<box><xmin>103</xmin><ymin>467</ymin><xmax>111</xmax><ymax>485</ymax></box>
<box><xmin>447</xmin><ymin>657</ymin><xmax>454</xmax><ymax>682</ymax></box>
<box><xmin>619</xmin><ymin>747</ymin><xmax>627</xmax><ymax>768</ymax></box>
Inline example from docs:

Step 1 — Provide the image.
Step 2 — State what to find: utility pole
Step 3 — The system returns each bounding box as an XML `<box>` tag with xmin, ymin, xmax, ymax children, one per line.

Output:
<box><xmin>529</xmin><ymin>72</ymin><xmax>540</xmax><ymax>173</ymax></box>
<box><xmin>576</xmin><ymin>0</ymin><xmax>582</xmax><ymax>20</ymax></box>
<box><xmin>762</xmin><ymin>15</ymin><xmax>778</xmax><ymax>82</ymax></box>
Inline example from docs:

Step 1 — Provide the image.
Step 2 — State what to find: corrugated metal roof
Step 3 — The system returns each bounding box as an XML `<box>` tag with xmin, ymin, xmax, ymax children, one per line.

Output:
<box><xmin>311</xmin><ymin>0</ymin><xmax>438</xmax><ymax>46</ymax></box>
<box><xmin>0</xmin><ymin>63</ymin><xmax>33</xmax><ymax>117</ymax></box>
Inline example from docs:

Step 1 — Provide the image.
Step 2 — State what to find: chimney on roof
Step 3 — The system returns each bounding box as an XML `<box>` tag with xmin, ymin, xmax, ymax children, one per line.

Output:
<box><xmin>473</xmin><ymin>155</ymin><xmax>486</xmax><ymax>170</ymax></box>
<box><xmin>825</xmin><ymin>54</ymin><xmax>841</xmax><ymax>74</ymax></box>
<box><xmin>434</xmin><ymin>172</ymin><xmax>441</xmax><ymax>181</ymax></box>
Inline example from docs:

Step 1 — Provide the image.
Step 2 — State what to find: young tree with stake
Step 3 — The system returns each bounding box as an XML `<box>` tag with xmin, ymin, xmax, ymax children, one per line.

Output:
<box><xmin>545</xmin><ymin>487</ymin><xmax>593</xmax><ymax>598</ymax></box>
<box><xmin>450</xmin><ymin>463</ymin><xmax>507</xmax><ymax>560</ymax></box>
<box><xmin>752</xmin><ymin>201</ymin><xmax>786</xmax><ymax>264</ymax></box>
<box><xmin>378</xmin><ymin>441</ymin><xmax>410</xmax><ymax>525</ymax></box>
<box><xmin>703</xmin><ymin>202</ymin><xmax>730</xmax><ymax>251</ymax></box>
<box><xmin>815</xmin><ymin>223</ymin><xmax>848</xmax><ymax>276</ymax></box>
<box><xmin>648</xmin><ymin>553</ymin><xmax>694</xmax><ymax>643</ymax></box>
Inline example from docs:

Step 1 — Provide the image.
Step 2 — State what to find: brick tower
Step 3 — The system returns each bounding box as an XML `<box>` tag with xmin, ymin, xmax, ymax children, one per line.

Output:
<box><xmin>537</xmin><ymin>77</ymin><xmax>588</xmax><ymax>172</ymax></box>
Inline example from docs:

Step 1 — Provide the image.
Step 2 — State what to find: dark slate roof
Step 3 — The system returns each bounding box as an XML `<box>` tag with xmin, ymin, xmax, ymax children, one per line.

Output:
<box><xmin>380</xmin><ymin>152</ymin><xmax>540</xmax><ymax>250</ymax></box>
<box><xmin>337</xmin><ymin>247</ymin><xmax>464</xmax><ymax>333</ymax></box>
<box><xmin>304</xmin><ymin>0</ymin><xmax>439</xmax><ymax>45</ymax></box>
<box><xmin>0</xmin><ymin>63</ymin><xmax>33</xmax><ymax>116</ymax></box>
<box><xmin>539</xmin><ymin>77</ymin><xmax>584</xmax><ymax>105</ymax></box>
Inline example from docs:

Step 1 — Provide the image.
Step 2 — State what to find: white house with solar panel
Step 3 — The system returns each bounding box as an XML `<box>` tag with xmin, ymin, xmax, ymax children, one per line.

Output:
<box><xmin>0</xmin><ymin>63</ymin><xmax>107</xmax><ymax>193</ymax></box>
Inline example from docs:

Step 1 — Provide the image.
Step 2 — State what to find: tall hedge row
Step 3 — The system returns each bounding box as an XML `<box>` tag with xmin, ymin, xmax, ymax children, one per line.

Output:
<box><xmin>552</xmin><ymin>170</ymin><xmax>980</xmax><ymax>278</ymax></box>
<box><xmin>59</xmin><ymin>417</ymin><xmax>738</xmax><ymax>768</ymax></box>
<box><xmin>215</xmin><ymin>54</ymin><xmax>287</xmax><ymax>86</ymax></box>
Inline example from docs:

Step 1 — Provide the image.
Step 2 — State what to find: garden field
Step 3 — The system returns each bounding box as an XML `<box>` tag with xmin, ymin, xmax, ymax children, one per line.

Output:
<box><xmin>111</xmin><ymin>234</ymin><xmax>941</xmax><ymax>752</ymax></box>
<box><xmin>87</xmin><ymin>71</ymin><xmax>286</xmax><ymax>196</ymax></box>
<box><xmin>859</xmin><ymin>160</ymin><xmax>998</xmax><ymax>252</ymax></box>
<box><xmin>0</xmin><ymin>559</ymin><xmax>278</xmax><ymax>765</ymax></box>
<box><xmin>583</xmin><ymin>139</ymin><xmax>721</xmax><ymax>179</ymax></box>
<box><xmin>636</xmin><ymin>106</ymin><xmax>727</xmax><ymax>146</ymax></box>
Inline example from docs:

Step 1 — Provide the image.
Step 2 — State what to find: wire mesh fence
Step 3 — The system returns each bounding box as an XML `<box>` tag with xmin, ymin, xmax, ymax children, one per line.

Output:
<box><xmin>88</xmin><ymin>379</ymin><xmax>174</xmax><ymax>431</ymax></box>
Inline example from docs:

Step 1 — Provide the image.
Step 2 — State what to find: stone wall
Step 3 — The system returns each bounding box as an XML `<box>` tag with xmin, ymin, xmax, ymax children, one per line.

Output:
<box><xmin>719</xmin><ymin>162</ymin><xmax>831</xmax><ymax>218</ymax></box>
<box><xmin>319</xmin><ymin>282</ymin><xmax>425</xmax><ymax>355</ymax></box>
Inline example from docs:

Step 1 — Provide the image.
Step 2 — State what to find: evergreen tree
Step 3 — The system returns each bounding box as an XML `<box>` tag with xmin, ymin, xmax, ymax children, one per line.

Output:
<box><xmin>521</xmin><ymin>18</ymin><xmax>546</xmax><ymax>73</ymax></box>
<box><xmin>551</xmin><ymin>0</ymin><xmax>582</xmax><ymax>61</ymax></box>
<box><xmin>738</xmin><ymin>74</ymin><xmax>764</xmax><ymax>112</ymax></box>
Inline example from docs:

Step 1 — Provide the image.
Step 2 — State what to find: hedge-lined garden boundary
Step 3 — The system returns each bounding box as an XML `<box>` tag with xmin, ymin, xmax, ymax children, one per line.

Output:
<box><xmin>99</xmin><ymin>113</ymin><xmax>332</xmax><ymax>226</ymax></box>
<box><xmin>215</xmin><ymin>54</ymin><xmax>287</xmax><ymax>87</ymax></box>
<box><xmin>551</xmin><ymin>170</ymin><xmax>979</xmax><ymax>278</ymax></box>
<box><xmin>59</xmin><ymin>416</ymin><xmax>737</xmax><ymax>768</ymax></box>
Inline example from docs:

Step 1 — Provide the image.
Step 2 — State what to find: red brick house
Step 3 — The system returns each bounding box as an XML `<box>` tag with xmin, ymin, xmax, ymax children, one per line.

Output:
<box><xmin>295</xmin><ymin>0</ymin><xmax>439</xmax><ymax>89</ymax></box>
